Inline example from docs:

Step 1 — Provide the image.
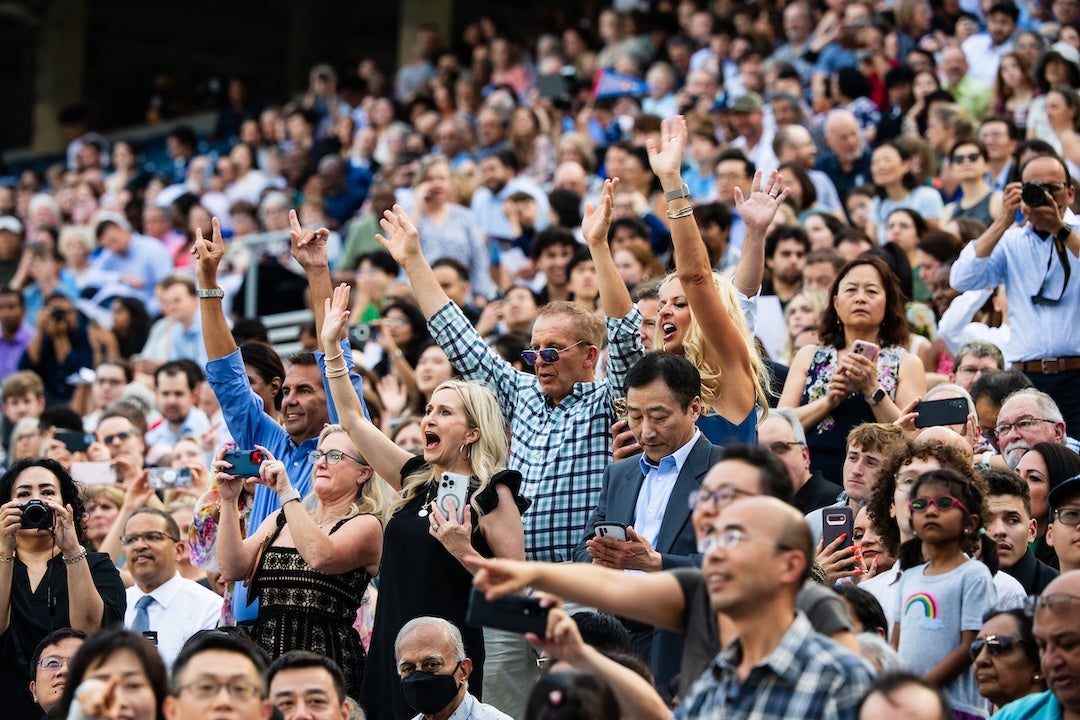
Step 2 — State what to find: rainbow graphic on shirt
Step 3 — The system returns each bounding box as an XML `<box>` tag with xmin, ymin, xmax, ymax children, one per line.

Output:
<box><xmin>904</xmin><ymin>592</ymin><xmax>939</xmax><ymax>618</ymax></box>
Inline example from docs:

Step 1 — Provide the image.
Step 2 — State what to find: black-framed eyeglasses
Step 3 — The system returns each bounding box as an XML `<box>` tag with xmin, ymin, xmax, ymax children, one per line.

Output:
<box><xmin>174</xmin><ymin>678</ymin><xmax>264</xmax><ymax>701</ymax></box>
<box><xmin>951</xmin><ymin>152</ymin><xmax>982</xmax><ymax>164</ymax></box>
<box><xmin>698</xmin><ymin>526</ymin><xmax>792</xmax><ymax>555</ymax></box>
<box><xmin>103</xmin><ymin>431</ymin><xmax>134</xmax><ymax>445</ymax></box>
<box><xmin>120</xmin><ymin>531</ymin><xmax>179</xmax><ymax>545</ymax></box>
<box><xmin>521</xmin><ymin>340</ymin><xmax>586</xmax><ymax>365</ymax></box>
<box><xmin>1054</xmin><ymin>508</ymin><xmax>1080</xmax><ymax>526</ymax></box>
<box><xmin>969</xmin><ymin>634</ymin><xmax>1026</xmax><ymax>661</ymax></box>
<box><xmin>767</xmin><ymin>441</ymin><xmax>805</xmax><ymax>455</ymax></box>
<box><xmin>1024</xmin><ymin>593</ymin><xmax>1080</xmax><ymax>616</ymax></box>
<box><xmin>308</xmin><ymin>449</ymin><xmax>367</xmax><ymax>466</ymax></box>
<box><xmin>689</xmin><ymin>485</ymin><xmax>756</xmax><ymax>511</ymax></box>
<box><xmin>909</xmin><ymin>495</ymin><xmax>972</xmax><ymax>514</ymax></box>
<box><xmin>993</xmin><ymin>416</ymin><xmax>1056</xmax><ymax>438</ymax></box>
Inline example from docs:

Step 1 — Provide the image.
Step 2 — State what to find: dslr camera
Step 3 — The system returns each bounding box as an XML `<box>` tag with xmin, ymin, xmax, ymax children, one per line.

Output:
<box><xmin>1022</xmin><ymin>182</ymin><xmax>1052</xmax><ymax>208</ymax></box>
<box><xmin>19</xmin><ymin>499</ymin><xmax>53</xmax><ymax>530</ymax></box>
<box><xmin>49</xmin><ymin>308</ymin><xmax>67</xmax><ymax>322</ymax></box>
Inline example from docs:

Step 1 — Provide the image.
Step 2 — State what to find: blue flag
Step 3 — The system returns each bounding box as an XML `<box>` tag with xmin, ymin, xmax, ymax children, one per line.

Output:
<box><xmin>591</xmin><ymin>69</ymin><xmax>649</xmax><ymax>99</ymax></box>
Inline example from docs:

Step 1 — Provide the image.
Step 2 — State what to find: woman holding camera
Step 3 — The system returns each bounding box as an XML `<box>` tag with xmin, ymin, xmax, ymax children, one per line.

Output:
<box><xmin>0</xmin><ymin>458</ymin><xmax>126</xmax><ymax>720</ymax></box>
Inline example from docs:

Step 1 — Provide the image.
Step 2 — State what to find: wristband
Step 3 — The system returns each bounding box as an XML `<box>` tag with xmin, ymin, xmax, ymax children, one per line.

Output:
<box><xmin>665</xmin><ymin>205</ymin><xmax>695</xmax><ymax>220</ymax></box>
<box><xmin>63</xmin><ymin>546</ymin><xmax>88</xmax><ymax>565</ymax></box>
<box><xmin>279</xmin><ymin>489</ymin><xmax>301</xmax><ymax>506</ymax></box>
<box><xmin>196</xmin><ymin>288</ymin><xmax>225</xmax><ymax>299</ymax></box>
<box><xmin>663</xmin><ymin>184</ymin><xmax>691</xmax><ymax>202</ymax></box>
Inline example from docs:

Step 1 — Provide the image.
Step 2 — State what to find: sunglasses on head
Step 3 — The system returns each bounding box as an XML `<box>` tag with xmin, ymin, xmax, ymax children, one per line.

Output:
<box><xmin>969</xmin><ymin>634</ymin><xmax>1025</xmax><ymax>660</ymax></box>
<box><xmin>909</xmin><ymin>495</ymin><xmax>971</xmax><ymax>514</ymax></box>
<box><xmin>521</xmin><ymin>340</ymin><xmax>585</xmax><ymax>365</ymax></box>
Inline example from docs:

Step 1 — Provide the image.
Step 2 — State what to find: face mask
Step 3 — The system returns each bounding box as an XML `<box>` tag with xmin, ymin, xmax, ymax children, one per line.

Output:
<box><xmin>401</xmin><ymin>662</ymin><xmax>461</xmax><ymax>715</ymax></box>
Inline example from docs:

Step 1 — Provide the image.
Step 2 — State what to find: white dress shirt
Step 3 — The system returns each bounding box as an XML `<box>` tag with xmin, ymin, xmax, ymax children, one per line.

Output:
<box><xmin>125</xmin><ymin>573</ymin><xmax>222</xmax><ymax>668</ymax></box>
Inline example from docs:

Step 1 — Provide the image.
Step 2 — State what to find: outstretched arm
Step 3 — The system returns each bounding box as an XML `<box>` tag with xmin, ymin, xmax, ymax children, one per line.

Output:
<box><xmin>647</xmin><ymin>116</ymin><xmax>773</xmax><ymax>416</ymax></box>
<box><xmin>583</xmin><ymin>178</ymin><xmax>633</xmax><ymax>319</ymax></box>
<box><xmin>193</xmin><ymin>218</ymin><xmax>239</xmax><ymax>361</ymax></box>
<box><xmin>321</xmin><ymin>283</ymin><xmax>412</xmax><ymax>489</ymax></box>
<box><xmin>289</xmin><ymin>210</ymin><xmax>332</xmax><ymax>351</ymax></box>
<box><xmin>377</xmin><ymin>206</ymin><xmax>452</xmax><ymax>319</ymax></box>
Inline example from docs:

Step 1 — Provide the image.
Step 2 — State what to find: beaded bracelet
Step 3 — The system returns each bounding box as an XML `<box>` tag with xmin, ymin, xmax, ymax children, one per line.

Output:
<box><xmin>325</xmin><ymin>364</ymin><xmax>350</xmax><ymax>379</ymax></box>
<box><xmin>665</xmin><ymin>204</ymin><xmax>695</xmax><ymax>220</ymax></box>
<box><xmin>323</xmin><ymin>350</ymin><xmax>344</xmax><ymax>365</ymax></box>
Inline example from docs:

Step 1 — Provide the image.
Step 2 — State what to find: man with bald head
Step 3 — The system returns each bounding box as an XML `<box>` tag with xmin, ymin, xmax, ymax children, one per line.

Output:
<box><xmin>678</xmin><ymin>496</ymin><xmax>873</xmax><ymax>718</ymax></box>
<box><xmin>915</xmin><ymin>426</ymin><xmax>976</xmax><ymax>462</ymax></box>
<box><xmin>994</xmin><ymin>571</ymin><xmax>1080</xmax><ymax>718</ymax></box>
<box><xmin>817</xmin><ymin>109</ymin><xmax>872</xmax><ymax>201</ymax></box>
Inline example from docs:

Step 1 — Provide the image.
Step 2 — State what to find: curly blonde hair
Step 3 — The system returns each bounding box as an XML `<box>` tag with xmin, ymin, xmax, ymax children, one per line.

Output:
<box><xmin>657</xmin><ymin>272</ymin><xmax>770</xmax><ymax>420</ymax></box>
<box><xmin>390</xmin><ymin>380</ymin><xmax>508</xmax><ymax>518</ymax></box>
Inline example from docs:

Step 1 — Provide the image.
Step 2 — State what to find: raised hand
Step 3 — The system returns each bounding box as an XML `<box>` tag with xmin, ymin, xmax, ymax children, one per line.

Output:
<box><xmin>322</xmin><ymin>283</ymin><xmax>352</xmax><ymax>349</ymax></box>
<box><xmin>735</xmin><ymin>170</ymin><xmax>790</xmax><ymax>235</ymax></box>
<box><xmin>375</xmin><ymin>205</ymin><xmax>424</xmax><ymax>266</ymax></box>
<box><xmin>192</xmin><ymin>217</ymin><xmax>226</xmax><ymax>287</ymax></box>
<box><xmin>290</xmin><ymin>209</ymin><xmax>330</xmax><ymax>270</ymax></box>
<box><xmin>646</xmin><ymin>115</ymin><xmax>688</xmax><ymax>183</ymax></box>
<box><xmin>582</xmin><ymin>178</ymin><xmax>619</xmax><ymax>247</ymax></box>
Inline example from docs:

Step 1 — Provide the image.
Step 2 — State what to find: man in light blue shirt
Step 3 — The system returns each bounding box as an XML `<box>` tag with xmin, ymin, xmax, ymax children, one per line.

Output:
<box><xmin>574</xmin><ymin>353</ymin><xmax>724</xmax><ymax>689</ymax></box>
<box><xmin>139</xmin><ymin>276</ymin><xmax>209</xmax><ymax>370</ymax></box>
<box><xmin>950</xmin><ymin>153</ymin><xmax>1080</xmax><ymax>435</ymax></box>
<box><xmin>470</xmin><ymin>150</ymin><xmax>550</xmax><ymax>242</ymax></box>
<box><xmin>144</xmin><ymin>361</ymin><xmax>211</xmax><ymax>449</ymax></box>
<box><xmin>83</xmin><ymin>213</ymin><xmax>174</xmax><ymax>316</ymax></box>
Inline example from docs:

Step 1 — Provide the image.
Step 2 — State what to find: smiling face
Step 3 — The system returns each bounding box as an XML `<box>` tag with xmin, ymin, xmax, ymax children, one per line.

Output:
<box><xmin>870</xmin><ymin>145</ymin><xmax>908</xmax><ymax>187</ymax></box>
<box><xmin>421</xmin><ymin>387</ymin><xmax>480</xmax><ymax>471</ymax></box>
<box><xmin>657</xmin><ymin>278</ymin><xmax>693</xmax><ymax>355</ymax></box>
<box><xmin>974</xmin><ymin>613</ymin><xmax>1040</xmax><ymax>707</ymax></box>
<box><xmin>416</xmin><ymin>346</ymin><xmax>454</xmax><ymax>399</ymax></box>
<box><xmin>280</xmin><ymin>364</ymin><xmax>329</xmax><ymax>443</ymax></box>
<box><xmin>124</xmin><ymin>511</ymin><xmax>180</xmax><ymax>592</ymax></box>
<box><xmin>311</xmin><ymin>430</ymin><xmax>369</xmax><ymax>502</ymax></box>
<box><xmin>833</xmin><ymin>264</ymin><xmax>887</xmax><ymax>330</ymax></box>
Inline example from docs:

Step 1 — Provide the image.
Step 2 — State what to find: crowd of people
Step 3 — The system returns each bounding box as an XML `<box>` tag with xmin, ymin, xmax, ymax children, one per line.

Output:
<box><xmin>2</xmin><ymin>0</ymin><xmax>1080</xmax><ymax>718</ymax></box>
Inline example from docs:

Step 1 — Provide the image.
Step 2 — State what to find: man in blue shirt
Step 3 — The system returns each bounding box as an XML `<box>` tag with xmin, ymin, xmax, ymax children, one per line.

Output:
<box><xmin>193</xmin><ymin>211</ymin><xmax>368</xmax><ymax>623</ymax></box>
<box><xmin>83</xmin><ymin>213</ymin><xmax>174</xmax><ymax>316</ymax></box>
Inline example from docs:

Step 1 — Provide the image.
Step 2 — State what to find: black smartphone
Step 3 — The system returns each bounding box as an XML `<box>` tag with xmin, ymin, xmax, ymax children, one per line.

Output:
<box><xmin>223</xmin><ymin>449</ymin><xmax>265</xmax><ymax>479</ymax></box>
<box><xmin>55</xmin><ymin>430</ymin><xmax>94</xmax><ymax>453</ymax></box>
<box><xmin>466</xmin><ymin>588</ymin><xmax>549</xmax><ymax>635</ymax></box>
<box><xmin>914</xmin><ymin>397</ymin><xmax>970</xmax><ymax>428</ymax></box>
<box><xmin>822</xmin><ymin>506</ymin><xmax>855</xmax><ymax>569</ymax></box>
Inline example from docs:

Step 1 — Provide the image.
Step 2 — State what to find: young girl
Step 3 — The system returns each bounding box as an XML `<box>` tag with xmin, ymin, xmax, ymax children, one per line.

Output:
<box><xmin>892</xmin><ymin>467</ymin><xmax>997</xmax><ymax>719</ymax></box>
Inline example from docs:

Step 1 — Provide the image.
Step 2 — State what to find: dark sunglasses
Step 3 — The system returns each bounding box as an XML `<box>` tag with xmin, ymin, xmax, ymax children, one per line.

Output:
<box><xmin>521</xmin><ymin>340</ymin><xmax>585</xmax><ymax>366</ymax></box>
<box><xmin>951</xmin><ymin>152</ymin><xmax>982</xmax><ymax>164</ymax></box>
<box><xmin>909</xmin><ymin>495</ymin><xmax>971</xmax><ymax>514</ymax></box>
<box><xmin>103</xmin><ymin>431</ymin><xmax>134</xmax><ymax>445</ymax></box>
<box><xmin>969</xmin><ymin>634</ymin><xmax>1025</xmax><ymax>660</ymax></box>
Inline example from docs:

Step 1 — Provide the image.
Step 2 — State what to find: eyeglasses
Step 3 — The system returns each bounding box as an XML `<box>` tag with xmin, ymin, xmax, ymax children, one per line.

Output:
<box><xmin>1024</xmin><ymin>593</ymin><xmax>1080</xmax><ymax>616</ymax></box>
<box><xmin>37</xmin><ymin>656</ymin><xmax>71</xmax><ymax>672</ymax></box>
<box><xmin>521</xmin><ymin>340</ymin><xmax>586</xmax><ymax>365</ymax></box>
<box><xmin>308</xmin><ymin>449</ymin><xmax>367</xmax><ymax>466</ymax></box>
<box><xmin>103</xmin><ymin>431</ymin><xmax>134</xmax><ymax>445</ymax></box>
<box><xmin>767</xmin><ymin>441</ymin><xmax>805</xmax><ymax>455</ymax></box>
<box><xmin>951</xmin><ymin>152</ymin><xmax>982</xmax><ymax>164</ymax></box>
<box><xmin>993</xmin><ymin>416</ymin><xmax>1056</xmax><ymax>439</ymax></box>
<box><xmin>94</xmin><ymin>377</ymin><xmax>125</xmax><ymax>387</ymax></box>
<box><xmin>698</xmin><ymin>526</ymin><xmax>792</xmax><ymax>555</ymax></box>
<box><xmin>909</xmin><ymin>495</ymin><xmax>972</xmax><ymax>514</ymax></box>
<box><xmin>381</xmin><ymin>316</ymin><xmax>410</xmax><ymax>327</ymax></box>
<box><xmin>120</xmin><ymin>531</ymin><xmax>179</xmax><ymax>545</ymax></box>
<box><xmin>969</xmin><ymin>634</ymin><xmax>1026</xmax><ymax>660</ymax></box>
<box><xmin>1054</xmin><ymin>508</ymin><xmax>1080</xmax><ymax>526</ymax></box>
<box><xmin>689</xmin><ymin>485</ymin><xmax>756</xmax><ymax>511</ymax></box>
<box><xmin>175</xmin><ymin>678</ymin><xmax>264</xmax><ymax>701</ymax></box>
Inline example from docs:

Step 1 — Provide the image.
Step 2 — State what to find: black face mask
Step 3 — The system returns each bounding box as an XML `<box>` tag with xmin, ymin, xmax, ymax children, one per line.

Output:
<box><xmin>401</xmin><ymin>662</ymin><xmax>461</xmax><ymax>715</ymax></box>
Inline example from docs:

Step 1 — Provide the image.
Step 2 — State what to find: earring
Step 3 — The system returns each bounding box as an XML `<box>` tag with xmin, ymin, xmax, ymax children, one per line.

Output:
<box><xmin>459</xmin><ymin>442</ymin><xmax>472</xmax><ymax>460</ymax></box>
<box><xmin>1034</xmin><ymin>672</ymin><xmax>1043</xmax><ymax>682</ymax></box>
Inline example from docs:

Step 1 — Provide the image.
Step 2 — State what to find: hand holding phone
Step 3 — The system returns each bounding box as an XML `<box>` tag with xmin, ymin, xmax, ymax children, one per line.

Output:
<box><xmin>436</xmin><ymin>472</ymin><xmax>470</xmax><ymax>524</ymax></box>
<box><xmin>850</xmin><ymin>340</ymin><xmax>880</xmax><ymax>362</ymax></box>
<box><xmin>913</xmin><ymin>397</ymin><xmax>970</xmax><ymax>428</ymax></box>
<box><xmin>593</xmin><ymin>521</ymin><xmax>629</xmax><ymax>542</ymax></box>
<box><xmin>821</xmin><ymin>506</ymin><xmax>855</xmax><ymax>571</ymax></box>
<box><xmin>466</xmin><ymin>587</ymin><xmax>549</xmax><ymax>635</ymax></box>
<box><xmin>223</xmin><ymin>449</ymin><xmax>265</xmax><ymax>479</ymax></box>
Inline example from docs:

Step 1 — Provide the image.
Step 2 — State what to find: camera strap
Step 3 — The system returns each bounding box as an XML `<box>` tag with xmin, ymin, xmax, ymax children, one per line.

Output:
<box><xmin>1032</xmin><ymin>230</ymin><xmax>1072</xmax><ymax>305</ymax></box>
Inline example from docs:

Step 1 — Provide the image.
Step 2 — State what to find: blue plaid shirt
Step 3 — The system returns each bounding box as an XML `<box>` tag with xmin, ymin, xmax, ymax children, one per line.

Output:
<box><xmin>428</xmin><ymin>301</ymin><xmax>642</xmax><ymax>562</ymax></box>
<box><xmin>677</xmin><ymin>612</ymin><xmax>874</xmax><ymax>720</ymax></box>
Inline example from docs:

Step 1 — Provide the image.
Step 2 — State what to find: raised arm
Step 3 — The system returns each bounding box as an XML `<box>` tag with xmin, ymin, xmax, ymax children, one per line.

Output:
<box><xmin>193</xmin><ymin>218</ymin><xmax>239</xmax><ymax>361</ymax></box>
<box><xmin>583</xmin><ymin>178</ymin><xmax>633</xmax><ymax>318</ymax></box>
<box><xmin>321</xmin><ymin>283</ymin><xmax>412</xmax><ymax>489</ymax></box>
<box><xmin>471</xmin><ymin>556</ymin><xmax>687</xmax><ymax>633</ymax></box>
<box><xmin>377</xmin><ymin>206</ymin><xmax>452</xmax><ymax>319</ymax></box>
<box><xmin>289</xmin><ymin>210</ymin><xmax>332</xmax><ymax>351</ymax></box>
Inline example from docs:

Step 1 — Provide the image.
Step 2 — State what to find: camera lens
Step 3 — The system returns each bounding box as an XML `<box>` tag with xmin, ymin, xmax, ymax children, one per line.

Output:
<box><xmin>20</xmin><ymin>500</ymin><xmax>53</xmax><ymax>530</ymax></box>
<box><xmin>1022</xmin><ymin>182</ymin><xmax>1048</xmax><ymax>208</ymax></box>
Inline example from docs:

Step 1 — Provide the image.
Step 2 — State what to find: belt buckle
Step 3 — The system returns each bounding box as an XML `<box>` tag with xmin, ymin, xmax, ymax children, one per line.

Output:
<box><xmin>1041</xmin><ymin>358</ymin><xmax>1060</xmax><ymax>374</ymax></box>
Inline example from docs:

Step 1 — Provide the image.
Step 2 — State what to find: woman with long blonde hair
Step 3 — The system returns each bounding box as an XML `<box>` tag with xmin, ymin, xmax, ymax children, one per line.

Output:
<box><xmin>319</xmin><ymin>283</ymin><xmax>527</xmax><ymax>720</ymax></box>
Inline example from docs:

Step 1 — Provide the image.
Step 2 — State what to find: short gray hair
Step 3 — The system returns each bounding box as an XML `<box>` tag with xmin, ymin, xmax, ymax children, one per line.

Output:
<box><xmin>955</xmin><ymin>340</ymin><xmax>1004</xmax><ymax>370</ymax></box>
<box><xmin>767</xmin><ymin>407</ymin><xmax>807</xmax><ymax>445</ymax></box>
<box><xmin>395</xmin><ymin>617</ymin><xmax>466</xmax><ymax>664</ymax></box>
<box><xmin>1002</xmin><ymin>388</ymin><xmax>1064</xmax><ymax>424</ymax></box>
<box><xmin>923</xmin><ymin>382</ymin><xmax>977</xmax><ymax>415</ymax></box>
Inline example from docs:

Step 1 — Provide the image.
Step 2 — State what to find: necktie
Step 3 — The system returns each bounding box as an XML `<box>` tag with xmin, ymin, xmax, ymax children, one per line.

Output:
<box><xmin>131</xmin><ymin>595</ymin><xmax>154</xmax><ymax>633</ymax></box>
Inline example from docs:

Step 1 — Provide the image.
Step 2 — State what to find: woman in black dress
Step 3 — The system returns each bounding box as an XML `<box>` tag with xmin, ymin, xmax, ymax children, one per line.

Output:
<box><xmin>214</xmin><ymin>425</ymin><xmax>386</xmax><ymax>698</ymax></box>
<box><xmin>0</xmin><ymin>458</ymin><xmax>126</xmax><ymax>719</ymax></box>
<box><xmin>321</xmin><ymin>283</ymin><xmax>527</xmax><ymax>719</ymax></box>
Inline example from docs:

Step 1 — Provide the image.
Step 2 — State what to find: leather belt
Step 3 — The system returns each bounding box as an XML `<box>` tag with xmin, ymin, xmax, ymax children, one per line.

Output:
<box><xmin>1013</xmin><ymin>357</ymin><xmax>1080</xmax><ymax>374</ymax></box>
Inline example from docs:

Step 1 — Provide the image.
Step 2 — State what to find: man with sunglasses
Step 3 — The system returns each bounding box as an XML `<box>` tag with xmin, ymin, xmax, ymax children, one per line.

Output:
<box><xmin>757</xmin><ymin>408</ymin><xmax>841</xmax><ymax>514</ymax></box>
<box><xmin>1047</xmin><ymin>474</ymin><xmax>1080</xmax><ymax>574</ymax></box>
<box><xmin>122</xmin><ymin>507</ymin><xmax>222</xmax><ymax>668</ymax></box>
<box><xmin>994</xmin><ymin>571</ymin><xmax>1080</xmax><ymax>719</ymax></box>
<box><xmin>951</xmin><ymin>152</ymin><xmax>1080</xmax><ymax>438</ymax></box>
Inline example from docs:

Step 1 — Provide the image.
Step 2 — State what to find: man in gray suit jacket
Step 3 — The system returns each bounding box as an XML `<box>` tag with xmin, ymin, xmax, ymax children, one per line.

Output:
<box><xmin>574</xmin><ymin>352</ymin><xmax>725</xmax><ymax>692</ymax></box>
